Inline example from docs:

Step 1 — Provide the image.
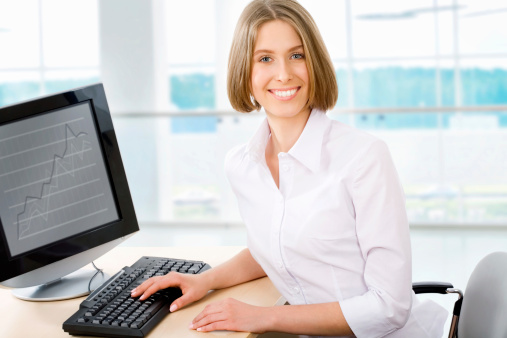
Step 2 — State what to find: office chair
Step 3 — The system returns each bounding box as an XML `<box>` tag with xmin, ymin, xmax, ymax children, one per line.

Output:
<box><xmin>413</xmin><ymin>251</ymin><xmax>507</xmax><ymax>338</ymax></box>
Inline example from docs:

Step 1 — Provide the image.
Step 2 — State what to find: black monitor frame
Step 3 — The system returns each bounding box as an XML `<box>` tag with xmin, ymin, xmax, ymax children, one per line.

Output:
<box><xmin>0</xmin><ymin>83</ymin><xmax>139</xmax><ymax>282</ymax></box>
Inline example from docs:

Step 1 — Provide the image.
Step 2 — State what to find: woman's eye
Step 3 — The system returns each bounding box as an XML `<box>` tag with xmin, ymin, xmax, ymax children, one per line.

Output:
<box><xmin>291</xmin><ymin>53</ymin><xmax>304</xmax><ymax>60</ymax></box>
<box><xmin>260</xmin><ymin>56</ymin><xmax>271</xmax><ymax>62</ymax></box>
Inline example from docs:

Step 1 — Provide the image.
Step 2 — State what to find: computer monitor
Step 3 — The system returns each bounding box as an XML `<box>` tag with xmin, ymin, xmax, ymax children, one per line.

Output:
<box><xmin>0</xmin><ymin>83</ymin><xmax>139</xmax><ymax>301</ymax></box>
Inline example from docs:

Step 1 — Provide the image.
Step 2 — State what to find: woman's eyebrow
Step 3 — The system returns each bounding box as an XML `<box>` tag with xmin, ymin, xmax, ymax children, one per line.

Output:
<box><xmin>253</xmin><ymin>45</ymin><xmax>304</xmax><ymax>57</ymax></box>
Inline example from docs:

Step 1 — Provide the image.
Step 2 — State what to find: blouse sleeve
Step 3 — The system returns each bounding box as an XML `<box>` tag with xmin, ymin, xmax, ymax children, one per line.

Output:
<box><xmin>339</xmin><ymin>140</ymin><xmax>413</xmax><ymax>338</ymax></box>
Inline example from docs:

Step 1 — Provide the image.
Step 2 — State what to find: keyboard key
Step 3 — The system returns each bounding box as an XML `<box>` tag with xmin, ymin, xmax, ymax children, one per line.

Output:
<box><xmin>103</xmin><ymin>317</ymin><xmax>115</xmax><ymax>325</ymax></box>
<box><xmin>121</xmin><ymin>319</ymin><xmax>134</xmax><ymax>327</ymax></box>
<box><xmin>188</xmin><ymin>266</ymin><xmax>200</xmax><ymax>274</ymax></box>
<box><xmin>130</xmin><ymin>320</ymin><xmax>144</xmax><ymax>329</ymax></box>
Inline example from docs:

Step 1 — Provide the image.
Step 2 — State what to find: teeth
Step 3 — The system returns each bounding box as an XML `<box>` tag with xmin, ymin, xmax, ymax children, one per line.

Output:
<box><xmin>273</xmin><ymin>88</ymin><xmax>297</xmax><ymax>97</ymax></box>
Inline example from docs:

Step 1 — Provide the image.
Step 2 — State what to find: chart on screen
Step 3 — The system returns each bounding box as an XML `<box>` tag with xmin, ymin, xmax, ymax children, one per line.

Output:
<box><xmin>0</xmin><ymin>102</ymin><xmax>118</xmax><ymax>257</ymax></box>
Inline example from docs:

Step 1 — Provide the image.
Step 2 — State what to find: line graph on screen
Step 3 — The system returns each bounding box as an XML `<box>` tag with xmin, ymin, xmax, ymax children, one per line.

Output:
<box><xmin>0</xmin><ymin>118</ymin><xmax>109</xmax><ymax>240</ymax></box>
<box><xmin>0</xmin><ymin>102</ymin><xmax>120</xmax><ymax>257</ymax></box>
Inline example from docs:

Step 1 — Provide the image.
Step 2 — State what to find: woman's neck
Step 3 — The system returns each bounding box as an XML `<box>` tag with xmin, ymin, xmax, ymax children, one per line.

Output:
<box><xmin>266</xmin><ymin>108</ymin><xmax>311</xmax><ymax>154</ymax></box>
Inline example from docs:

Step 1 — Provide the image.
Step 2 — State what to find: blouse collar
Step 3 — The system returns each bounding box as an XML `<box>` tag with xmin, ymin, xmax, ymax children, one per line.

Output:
<box><xmin>245</xmin><ymin>108</ymin><xmax>331</xmax><ymax>173</ymax></box>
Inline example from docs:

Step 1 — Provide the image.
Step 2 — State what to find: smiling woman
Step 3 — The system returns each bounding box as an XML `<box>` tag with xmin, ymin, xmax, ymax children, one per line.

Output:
<box><xmin>131</xmin><ymin>1</ymin><xmax>449</xmax><ymax>337</ymax></box>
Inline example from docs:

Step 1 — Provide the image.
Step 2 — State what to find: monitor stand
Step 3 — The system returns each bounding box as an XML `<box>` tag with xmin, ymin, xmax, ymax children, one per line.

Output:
<box><xmin>12</xmin><ymin>268</ymin><xmax>110</xmax><ymax>301</ymax></box>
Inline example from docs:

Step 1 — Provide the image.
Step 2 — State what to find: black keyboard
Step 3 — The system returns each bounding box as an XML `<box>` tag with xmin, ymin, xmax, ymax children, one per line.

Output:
<box><xmin>63</xmin><ymin>256</ymin><xmax>211</xmax><ymax>337</ymax></box>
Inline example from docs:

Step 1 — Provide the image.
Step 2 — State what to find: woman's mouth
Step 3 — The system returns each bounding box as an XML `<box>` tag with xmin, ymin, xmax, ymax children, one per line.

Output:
<box><xmin>269</xmin><ymin>87</ymin><xmax>300</xmax><ymax>101</ymax></box>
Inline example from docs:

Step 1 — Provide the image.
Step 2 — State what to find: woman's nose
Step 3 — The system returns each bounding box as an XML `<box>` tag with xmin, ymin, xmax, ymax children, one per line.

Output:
<box><xmin>275</xmin><ymin>60</ymin><xmax>293</xmax><ymax>83</ymax></box>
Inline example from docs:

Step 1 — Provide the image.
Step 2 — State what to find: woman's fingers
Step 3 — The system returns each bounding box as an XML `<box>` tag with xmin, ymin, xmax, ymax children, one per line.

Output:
<box><xmin>193</xmin><ymin>320</ymin><xmax>228</xmax><ymax>332</ymax></box>
<box><xmin>130</xmin><ymin>278</ymin><xmax>154</xmax><ymax>297</ymax></box>
<box><xmin>170</xmin><ymin>290</ymin><xmax>199</xmax><ymax>312</ymax></box>
<box><xmin>190</xmin><ymin>302</ymin><xmax>228</xmax><ymax>331</ymax></box>
<box><xmin>191</xmin><ymin>302</ymin><xmax>221</xmax><ymax>324</ymax></box>
<box><xmin>190</xmin><ymin>312</ymin><xmax>227</xmax><ymax>330</ymax></box>
<box><xmin>131</xmin><ymin>272</ymin><xmax>182</xmax><ymax>300</ymax></box>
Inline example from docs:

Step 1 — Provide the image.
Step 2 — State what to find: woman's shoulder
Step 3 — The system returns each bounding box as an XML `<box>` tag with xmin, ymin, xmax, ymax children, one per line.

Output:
<box><xmin>326</xmin><ymin>119</ymin><xmax>387</xmax><ymax>154</ymax></box>
<box><xmin>323</xmin><ymin>120</ymin><xmax>396</xmax><ymax>184</ymax></box>
<box><xmin>224</xmin><ymin>143</ymin><xmax>248</xmax><ymax>175</ymax></box>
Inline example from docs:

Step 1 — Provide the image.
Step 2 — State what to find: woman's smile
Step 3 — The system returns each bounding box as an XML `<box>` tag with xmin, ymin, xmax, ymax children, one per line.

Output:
<box><xmin>268</xmin><ymin>86</ymin><xmax>300</xmax><ymax>101</ymax></box>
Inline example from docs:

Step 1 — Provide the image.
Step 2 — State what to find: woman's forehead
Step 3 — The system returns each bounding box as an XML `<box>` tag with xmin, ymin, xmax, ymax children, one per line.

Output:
<box><xmin>254</xmin><ymin>20</ymin><xmax>303</xmax><ymax>52</ymax></box>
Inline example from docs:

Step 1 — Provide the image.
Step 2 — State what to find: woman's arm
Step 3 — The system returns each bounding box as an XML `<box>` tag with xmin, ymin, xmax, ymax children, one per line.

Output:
<box><xmin>339</xmin><ymin>140</ymin><xmax>412</xmax><ymax>337</ymax></box>
<box><xmin>203</xmin><ymin>247</ymin><xmax>267</xmax><ymax>290</ymax></box>
<box><xmin>131</xmin><ymin>248</ymin><xmax>266</xmax><ymax>311</ymax></box>
<box><xmin>190</xmin><ymin>299</ymin><xmax>354</xmax><ymax>336</ymax></box>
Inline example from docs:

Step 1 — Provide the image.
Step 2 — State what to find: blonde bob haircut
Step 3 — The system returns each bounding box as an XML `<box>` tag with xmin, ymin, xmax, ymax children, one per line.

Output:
<box><xmin>227</xmin><ymin>0</ymin><xmax>338</xmax><ymax>113</ymax></box>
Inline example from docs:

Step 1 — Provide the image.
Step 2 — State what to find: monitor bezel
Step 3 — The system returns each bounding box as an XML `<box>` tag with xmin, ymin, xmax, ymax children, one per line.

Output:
<box><xmin>0</xmin><ymin>83</ymin><xmax>139</xmax><ymax>282</ymax></box>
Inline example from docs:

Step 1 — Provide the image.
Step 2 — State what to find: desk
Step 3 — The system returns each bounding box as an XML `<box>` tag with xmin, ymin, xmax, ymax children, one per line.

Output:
<box><xmin>0</xmin><ymin>246</ymin><xmax>284</xmax><ymax>338</ymax></box>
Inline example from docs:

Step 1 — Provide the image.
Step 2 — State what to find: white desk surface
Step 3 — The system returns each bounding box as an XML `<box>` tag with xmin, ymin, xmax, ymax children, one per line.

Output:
<box><xmin>0</xmin><ymin>246</ymin><xmax>284</xmax><ymax>338</ymax></box>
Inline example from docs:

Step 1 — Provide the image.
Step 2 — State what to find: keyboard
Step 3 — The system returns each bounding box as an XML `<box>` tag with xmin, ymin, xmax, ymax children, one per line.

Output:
<box><xmin>63</xmin><ymin>256</ymin><xmax>211</xmax><ymax>337</ymax></box>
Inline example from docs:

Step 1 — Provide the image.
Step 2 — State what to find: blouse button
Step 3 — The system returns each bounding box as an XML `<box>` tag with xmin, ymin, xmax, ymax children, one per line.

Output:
<box><xmin>293</xmin><ymin>287</ymin><xmax>300</xmax><ymax>294</ymax></box>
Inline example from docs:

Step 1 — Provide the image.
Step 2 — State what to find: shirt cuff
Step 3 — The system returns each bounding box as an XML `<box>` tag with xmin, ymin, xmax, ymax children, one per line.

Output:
<box><xmin>340</xmin><ymin>291</ymin><xmax>399</xmax><ymax>338</ymax></box>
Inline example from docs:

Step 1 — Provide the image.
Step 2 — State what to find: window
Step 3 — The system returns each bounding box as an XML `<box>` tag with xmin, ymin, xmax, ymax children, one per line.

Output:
<box><xmin>2</xmin><ymin>0</ymin><xmax>506</xmax><ymax>226</ymax></box>
<box><xmin>0</xmin><ymin>0</ymin><xmax>99</xmax><ymax>107</ymax></box>
<box><xmin>156</xmin><ymin>0</ymin><xmax>507</xmax><ymax>225</ymax></box>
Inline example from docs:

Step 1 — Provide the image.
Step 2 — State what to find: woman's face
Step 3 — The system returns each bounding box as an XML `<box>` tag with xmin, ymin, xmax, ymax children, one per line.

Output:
<box><xmin>250</xmin><ymin>20</ymin><xmax>310</xmax><ymax>120</ymax></box>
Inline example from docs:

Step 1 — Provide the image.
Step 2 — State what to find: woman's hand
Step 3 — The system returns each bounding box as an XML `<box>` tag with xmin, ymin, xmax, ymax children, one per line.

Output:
<box><xmin>131</xmin><ymin>272</ymin><xmax>211</xmax><ymax>312</ymax></box>
<box><xmin>189</xmin><ymin>298</ymin><xmax>273</xmax><ymax>333</ymax></box>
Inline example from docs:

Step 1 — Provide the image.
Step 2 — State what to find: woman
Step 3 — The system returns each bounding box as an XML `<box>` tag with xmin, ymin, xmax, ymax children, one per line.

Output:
<box><xmin>132</xmin><ymin>0</ymin><xmax>447</xmax><ymax>336</ymax></box>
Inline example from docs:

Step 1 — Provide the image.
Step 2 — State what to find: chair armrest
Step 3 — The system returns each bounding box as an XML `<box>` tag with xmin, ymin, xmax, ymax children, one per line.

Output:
<box><xmin>412</xmin><ymin>281</ymin><xmax>454</xmax><ymax>294</ymax></box>
<box><xmin>413</xmin><ymin>280</ymin><xmax>463</xmax><ymax>336</ymax></box>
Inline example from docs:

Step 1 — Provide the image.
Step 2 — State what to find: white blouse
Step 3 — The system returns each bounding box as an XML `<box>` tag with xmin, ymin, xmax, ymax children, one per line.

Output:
<box><xmin>225</xmin><ymin>109</ymin><xmax>447</xmax><ymax>338</ymax></box>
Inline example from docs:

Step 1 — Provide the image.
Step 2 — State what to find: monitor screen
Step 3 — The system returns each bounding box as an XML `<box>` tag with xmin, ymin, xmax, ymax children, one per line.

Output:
<box><xmin>0</xmin><ymin>83</ymin><xmax>139</xmax><ymax>299</ymax></box>
<box><xmin>0</xmin><ymin>101</ymin><xmax>119</xmax><ymax>258</ymax></box>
